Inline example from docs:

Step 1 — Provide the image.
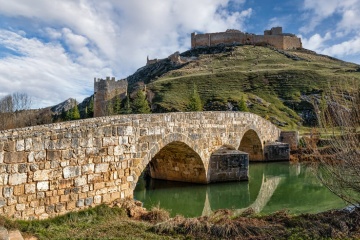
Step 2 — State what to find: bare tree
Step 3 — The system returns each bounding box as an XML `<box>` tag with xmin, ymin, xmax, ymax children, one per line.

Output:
<box><xmin>311</xmin><ymin>86</ymin><xmax>360</xmax><ymax>207</ymax></box>
<box><xmin>12</xmin><ymin>92</ymin><xmax>32</xmax><ymax>111</ymax></box>
<box><xmin>0</xmin><ymin>92</ymin><xmax>33</xmax><ymax>130</ymax></box>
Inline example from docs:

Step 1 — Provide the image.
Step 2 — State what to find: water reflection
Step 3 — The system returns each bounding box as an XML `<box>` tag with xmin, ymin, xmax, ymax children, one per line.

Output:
<box><xmin>134</xmin><ymin>162</ymin><xmax>346</xmax><ymax>217</ymax></box>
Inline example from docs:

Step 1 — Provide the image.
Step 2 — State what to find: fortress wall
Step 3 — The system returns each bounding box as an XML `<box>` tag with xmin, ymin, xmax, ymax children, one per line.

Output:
<box><xmin>191</xmin><ymin>29</ymin><xmax>301</xmax><ymax>50</ymax></box>
<box><xmin>94</xmin><ymin>78</ymin><xmax>128</xmax><ymax>117</ymax></box>
<box><xmin>283</xmin><ymin>36</ymin><xmax>302</xmax><ymax>49</ymax></box>
<box><xmin>209</xmin><ymin>32</ymin><xmax>247</xmax><ymax>46</ymax></box>
<box><xmin>192</xmin><ymin>34</ymin><xmax>210</xmax><ymax>47</ymax></box>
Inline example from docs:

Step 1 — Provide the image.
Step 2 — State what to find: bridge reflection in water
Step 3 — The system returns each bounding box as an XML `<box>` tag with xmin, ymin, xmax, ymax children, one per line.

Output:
<box><xmin>134</xmin><ymin>162</ymin><xmax>346</xmax><ymax>217</ymax></box>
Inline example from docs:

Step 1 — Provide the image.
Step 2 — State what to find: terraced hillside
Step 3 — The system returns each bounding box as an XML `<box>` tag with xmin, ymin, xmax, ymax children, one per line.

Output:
<box><xmin>141</xmin><ymin>45</ymin><xmax>360</xmax><ymax>129</ymax></box>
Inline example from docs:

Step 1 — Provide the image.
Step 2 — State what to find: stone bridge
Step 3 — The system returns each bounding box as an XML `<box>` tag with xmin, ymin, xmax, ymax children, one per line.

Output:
<box><xmin>0</xmin><ymin>112</ymin><xmax>281</xmax><ymax>219</ymax></box>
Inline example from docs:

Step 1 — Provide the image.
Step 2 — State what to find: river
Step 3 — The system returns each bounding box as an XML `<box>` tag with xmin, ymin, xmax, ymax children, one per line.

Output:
<box><xmin>134</xmin><ymin>162</ymin><xmax>346</xmax><ymax>217</ymax></box>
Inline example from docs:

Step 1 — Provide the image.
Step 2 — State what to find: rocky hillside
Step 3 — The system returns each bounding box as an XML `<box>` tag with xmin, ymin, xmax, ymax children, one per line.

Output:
<box><xmin>128</xmin><ymin>45</ymin><xmax>360</xmax><ymax>129</ymax></box>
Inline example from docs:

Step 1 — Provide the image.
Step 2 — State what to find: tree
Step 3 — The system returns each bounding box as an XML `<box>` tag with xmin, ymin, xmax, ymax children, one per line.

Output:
<box><xmin>187</xmin><ymin>83</ymin><xmax>202</xmax><ymax>111</ymax></box>
<box><xmin>72</xmin><ymin>102</ymin><xmax>80</xmax><ymax>120</ymax></box>
<box><xmin>132</xmin><ymin>90</ymin><xmax>151</xmax><ymax>114</ymax></box>
<box><xmin>238</xmin><ymin>96</ymin><xmax>248</xmax><ymax>112</ymax></box>
<box><xmin>311</xmin><ymin>86</ymin><xmax>360</xmax><ymax>207</ymax></box>
<box><xmin>113</xmin><ymin>92</ymin><xmax>121</xmax><ymax>115</ymax></box>
<box><xmin>122</xmin><ymin>95</ymin><xmax>132</xmax><ymax>114</ymax></box>
<box><xmin>0</xmin><ymin>92</ymin><xmax>32</xmax><ymax>130</ymax></box>
<box><xmin>87</xmin><ymin>96</ymin><xmax>94</xmax><ymax>118</ymax></box>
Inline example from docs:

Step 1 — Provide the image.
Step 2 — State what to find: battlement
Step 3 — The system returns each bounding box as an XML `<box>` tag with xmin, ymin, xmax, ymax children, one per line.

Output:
<box><xmin>191</xmin><ymin>26</ymin><xmax>302</xmax><ymax>50</ymax></box>
<box><xmin>94</xmin><ymin>77</ymin><xmax>128</xmax><ymax>117</ymax></box>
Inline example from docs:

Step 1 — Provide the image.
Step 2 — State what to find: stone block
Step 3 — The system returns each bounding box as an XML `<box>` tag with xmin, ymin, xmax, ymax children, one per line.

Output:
<box><xmin>15</xmin><ymin>203</ymin><xmax>26</xmax><ymax>211</ymax></box>
<box><xmin>32</xmin><ymin>138</ymin><xmax>44</xmax><ymax>151</ymax></box>
<box><xmin>0</xmin><ymin>198</ymin><xmax>6</xmax><ymax>208</ymax></box>
<box><xmin>25</xmin><ymin>138</ymin><xmax>32</xmax><ymax>151</ymax></box>
<box><xmin>4</xmin><ymin>141</ymin><xmax>15</xmax><ymax>152</ymax></box>
<box><xmin>76</xmin><ymin>199</ymin><xmax>84</xmax><ymax>207</ymax></box>
<box><xmin>95</xmin><ymin>163</ymin><xmax>109</xmax><ymax>173</ymax></box>
<box><xmin>60</xmin><ymin>194</ymin><xmax>69</xmax><ymax>202</ymax></box>
<box><xmin>47</xmin><ymin>150</ymin><xmax>61</xmax><ymax>161</ymax></box>
<box><xmin>0</xmin><ymin>174</ymin><xmax>8</xmax><ymax>185</ymax></box>
<box><xmin>118</xmin><ymin>126</ymin><xmax>133</xmax><ymax>136</ymax></box>
<box><xmin>85</xmin><ymin>197</ymin><xmax>93</xmax><ymax>206</ymax></box>
<box><xmin>33</xmin><ymin>170</ymin><xmax>51</xmax><ymax>181</ymax></box>
<box><xmin>0</xmin><ymin>152</ymin><xmax>3</xmax><ymax>164</ymax></box>
<box><xmin>82</xmin><ymin>164</ymin><xmax>94</xmax><ymax>174</ymax></box>
<box><xmin>13</xmin><ymin>185</ymin><xmax>24</xmax><ymax>196</ymax></box>
<box><xmin>102</xmin><ymin>137</ymin><xmax>117</xmax><ymax>147</ymax></box>
<box><xmin>209</xmin><ymin>148</ymin><xmax>249</xmax><ymax>182</ymax></box>
<box><xmin>8</xmin><ymin>173</ymin><xmax>27</xmax><ymax>185</ymax></box>
<box><xmin>113</xmin><ymin>146</ymin><xmax>123</xmax><ymax>156</ymax></box>
<box><xmin>16</xmin><ymin>140</ymin><xmax>25</xmax><ymax>151</ymax></box>
<box><xmin>34</xmin><ymin>151</ymin><xmax>46</xmax><ymax>161</ymax></box>
<box><xmin>264</xmin><ymin>142</ymin><xmax>290</xmax><ymax>161</ymax></box>
<box><xmin>74</xmin><ymin>176</ymin><xmax>87</xmax><ymax>187</ymax></box>
<box><xmin>34</xmin><ymin>206</ymin><xmax>45</xmax><ymax>215</ymax></box>
<box><xmin>94</xmin><ymin>195</ymin><xmax>102</xmax><ymax>204</ymax></box>
<box><xmin>4</xmin><ymin>152</ymin><xmax>26</xmax><ymax>164</ymax></box>
<box><xmin>63</xmin><ymin>166</ymin><xmax>81</xmax><ymax>179</ymax></box>
<box><xmin>0</xmin><ymin>226</ymin><xmax>8</xmax><ymax>240</ymax></box>
<box><xmin>37</xmin><ymin>182</ymin><xmax>49</xmax><ymax>191</ymax></box>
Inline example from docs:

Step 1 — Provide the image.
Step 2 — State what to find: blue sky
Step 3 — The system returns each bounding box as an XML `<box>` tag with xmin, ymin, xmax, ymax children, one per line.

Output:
<box><xmin>0</xmin><ymin>0</ymin><xmax>359</xmax><ymax>108</ymax></box>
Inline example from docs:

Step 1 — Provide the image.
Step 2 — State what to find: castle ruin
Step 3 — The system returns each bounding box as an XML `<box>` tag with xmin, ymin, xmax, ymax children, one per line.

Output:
<box><xmin>191</xmin><ymin>27</ymin><xmax>302</xmax><ymax>50</ymax></box>
<box><xmin>94</xmin><ymin>27</ymin><xmax>301</xmax><ymax>117</ymax></box>
<box><xmin>94</xmin><ymin>77</ymin><xmax>128</xmax><ymax>117</ymax></box>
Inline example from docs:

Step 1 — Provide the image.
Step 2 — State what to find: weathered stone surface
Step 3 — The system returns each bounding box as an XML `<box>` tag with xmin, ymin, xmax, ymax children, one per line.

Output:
<box><xmin>9</xmin><ymin>173</ymin><xmax>27</xmax><ymax>185</ymax></box>
<box><xmin>63</xmin><ymin>166</ymin><xmax>81</xmax><ymax>179</ymax></box>
<box><xmin>0</xmin><ymin>112</ymin><xmax>283</xmax><ymax>220</ymax></box>
<box><xmin>36</xmin><ymin>181</ymin><xmax>49</xmax><ymax>191</ymax></box>
<box><xmin>264</xmin><ymin>142</ymin><xmax>290</xmax><ymax>161</ymax></box>
<box><xmin>209</xmin><ymin>148</ymin><xmax>249</xmax><ymax>182</ymax></box>
<box><xmin>33</xmin><ymin>170</ymin><xmax>51</xmax><ymax>181</ymax></box>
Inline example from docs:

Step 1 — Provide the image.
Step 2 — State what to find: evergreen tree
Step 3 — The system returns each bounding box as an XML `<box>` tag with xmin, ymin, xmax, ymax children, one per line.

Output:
<box><xmin>238</xmin><ymin>96</ymin><xmax>248</xmax><ymax>112</ymax></box>
<box><xmin>106</xmin><ymin>100</ymin><xmax>113</xmax><ymax>116</ymax></box>
<box><xmin>72</xmin><ymin>102</ymin><xmax>80</xmax><ymax>120</ymax></box>
<box><xmin>87</xmin><ymin>96</ymin><xmax>94</xmax><ymax>118</ymax></box>
<box><xmin>65</xmin><ymin>108</ymin><xmax>73</xmax><ymax>121</ymax></box>
<box><xmin>187</xmin><ymin>83</ymin><xmax>202</xmax><ymax>111</ymax></box>
<box><xmin>113</xmin><ymin>92</ymin><xmax>121</xmax><ymax>115</ymax></box>
<box><xmin>132</xmin><ymin>90</ymin><xmax>151</xmax><ymax>114</ymax></box>
<box><xmin>122</xmin><ymin>95</ymin><xmax>132</xmax><ymax>114</ymax></box>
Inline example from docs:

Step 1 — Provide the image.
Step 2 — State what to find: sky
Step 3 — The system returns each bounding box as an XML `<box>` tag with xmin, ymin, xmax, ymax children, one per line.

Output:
<box><xmin>0</xmin><ymin>0</ymin><xmax>359</xmax><ymax>108</ymax></box>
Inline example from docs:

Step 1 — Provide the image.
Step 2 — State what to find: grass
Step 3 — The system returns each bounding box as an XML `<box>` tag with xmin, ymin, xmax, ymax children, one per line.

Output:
<box><xmin>7</xmin><ymin>205</ymin><xmax>180</xmax><ymax>240</ymax></box>
<box><xmin>1</xmin><ymin>202</ymin><xmax>359</xmax><ymax>239</ymax></box>
<box><xmin>148</xmin><ymin>46</ymin><xmax>360</xmax><ymax>129</ymax></box>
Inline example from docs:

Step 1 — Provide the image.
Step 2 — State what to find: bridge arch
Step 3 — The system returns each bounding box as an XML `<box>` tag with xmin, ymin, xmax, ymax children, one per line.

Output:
<box><xmin>134</xmin><ymin>132</ymin><xmax>207</xmax><ymax>187</ymax></box>
<box><xmin>238</xmin><ymin>128</ymin><xmax>264</xmax><ymax>161</ymax></box>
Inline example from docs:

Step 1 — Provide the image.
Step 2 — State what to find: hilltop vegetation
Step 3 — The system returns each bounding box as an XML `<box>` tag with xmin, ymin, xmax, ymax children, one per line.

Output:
<box><xmin>124</xmin><ymin>45</ymin><xmax>359</xmax><ymax>129</ymax></box>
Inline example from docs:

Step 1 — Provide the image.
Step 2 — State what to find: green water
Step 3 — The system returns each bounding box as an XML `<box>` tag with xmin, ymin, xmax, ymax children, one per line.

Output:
<box><xmin>134</xmin><ymin>162</ymin><xmax>346</xmax><ymax>217</ymax></box>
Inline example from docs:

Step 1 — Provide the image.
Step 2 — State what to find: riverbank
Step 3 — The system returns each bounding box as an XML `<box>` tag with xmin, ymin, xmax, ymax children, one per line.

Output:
<box><xmin>1</xmin><ymin>199</ymin><xmax>359</xmax><ymax>240</ymax></box>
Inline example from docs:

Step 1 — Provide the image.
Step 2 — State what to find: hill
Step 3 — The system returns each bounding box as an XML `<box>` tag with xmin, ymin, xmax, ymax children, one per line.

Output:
<box><xmin>129</xmin><ymin>45</ymin><xmax>360</xmax><ymax>129</ymax></box>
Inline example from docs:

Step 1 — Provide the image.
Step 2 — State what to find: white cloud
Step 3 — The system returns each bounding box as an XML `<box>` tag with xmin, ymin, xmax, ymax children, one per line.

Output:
<box><xmin>0</xmin><ymin>30</ymin><xmax>113</xmax><ymax>108</ymax></box>
<box><xmin>0</xmin><ymin>0</ymin><xmax>252</xmax><ymax>108</ymax></box>
<box><xmin>301</xmin><ymin>32</ymin><xmax>331</xmax><ymax>51</ymax></box>
<box><xmin>321</xmin><ymin>36</ymin><xmax>360</xmax><ymax>57</ymax></box>
<box><xmin>301</xmin><ymin>0</ymin><xmax>360</xmax><ymax>33</ymax></box>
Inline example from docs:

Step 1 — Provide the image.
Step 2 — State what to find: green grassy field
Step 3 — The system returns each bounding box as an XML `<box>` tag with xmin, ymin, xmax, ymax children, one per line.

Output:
<box><xmin>148</xmin><ymin>46</ymin><xmax>360</xmax><ymax>130</ymax></box>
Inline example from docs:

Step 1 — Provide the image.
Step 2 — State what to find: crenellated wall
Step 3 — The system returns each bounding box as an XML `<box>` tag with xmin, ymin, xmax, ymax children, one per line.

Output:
<box><xmin>191</xmin><ymin>27</ymin><xmax>302</xmax><ymax>50</ymax></box>
<box><xmin>0</xmin><ymin>112</ymin><xmax>282</xmax><ymax>220</ymax></box>
<box><xmin>94</xmin><ymin>77</ymin><xmax>128</xmax><ymax>117</ymax></box>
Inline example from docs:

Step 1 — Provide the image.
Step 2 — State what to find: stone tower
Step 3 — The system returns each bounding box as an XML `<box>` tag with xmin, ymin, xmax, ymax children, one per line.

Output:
<box><xmin>94</xmin><ymin>77</ymin><xmax>128</xmax><ymax>117</ymax></box>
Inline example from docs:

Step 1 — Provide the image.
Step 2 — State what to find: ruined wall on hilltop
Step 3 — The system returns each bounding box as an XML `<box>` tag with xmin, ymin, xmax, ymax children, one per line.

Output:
<box><xmin>191</xmin><ymin>27</ymin><xmax>302</xmax><ymax>50</ymax></box>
